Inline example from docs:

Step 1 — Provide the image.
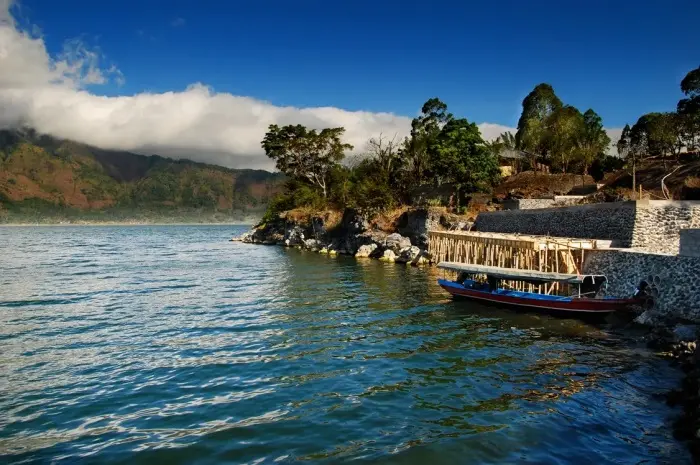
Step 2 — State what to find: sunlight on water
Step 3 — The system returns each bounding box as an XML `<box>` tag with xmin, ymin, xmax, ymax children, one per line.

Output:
<box><xmin>0</xmin><ymin>225</ymin><xmax>690</xmax><ymax>463</ymax></box>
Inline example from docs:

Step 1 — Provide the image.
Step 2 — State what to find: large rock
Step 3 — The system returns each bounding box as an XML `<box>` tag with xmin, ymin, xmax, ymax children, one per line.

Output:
<box><xmin>379</xmin><ymin>249</ymin><xmax>397</xmax><ymax>262</ymax></box>
<box><xmin>239</xmin><ymin>231</ymin><xmax>253</xmax><ymax>243</ymax></box>
<box><xmin>340</xmin><ymin>209</ymin><xmax>369</xmax><ymax>235</ymax></box>
<box><xmin>397</xmin><ymin>208</ymin><xmax>441</xmax><ymax>248</ymax></box>
<box><xmin>384</xmin><ymin>233</ymin><xmax>411</xmax><ymax>254</ymax></box>
<box><xmin>355</xmin><ymin>243</ymin><xmax>378</xmax><ymax>258</ymax></box>
<box><xmin>304</xmin><ymin>239</ymin><xmax>323</xmax><ymax>251</ymax></box>
<box><xmin>395</xmin><ymin>246</ymin><xmax>419</xmax><ymax>263</ymax></box>
<box><xmin>283</xmin><ymin>224</ymin><xmax>305</xmax><ymax>247</ymax></box>
<box><xmin>396</xmin><ymin>246</ymin><xmax>430</xmax><ymax>265</ymax></box>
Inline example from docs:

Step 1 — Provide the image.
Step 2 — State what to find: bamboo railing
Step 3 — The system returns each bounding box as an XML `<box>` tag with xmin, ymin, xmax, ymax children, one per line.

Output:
<box><xmin>428</xmin><ymin>231</ymin><xmax>606</xmax><ymax>294</ymax></box>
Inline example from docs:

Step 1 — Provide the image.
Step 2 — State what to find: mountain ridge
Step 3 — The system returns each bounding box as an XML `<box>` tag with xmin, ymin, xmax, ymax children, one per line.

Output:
<box><xmin>0</xmin><ymin>128</ymin><xmax>285</xmax><ymax>223</ymax></box>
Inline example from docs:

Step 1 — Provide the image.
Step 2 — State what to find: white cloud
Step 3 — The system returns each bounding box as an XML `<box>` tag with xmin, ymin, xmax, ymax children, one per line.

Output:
<box><xmin>0</xmin><ymin>1</ymin><xmax>619</xmax><ymax>170</ymax></box>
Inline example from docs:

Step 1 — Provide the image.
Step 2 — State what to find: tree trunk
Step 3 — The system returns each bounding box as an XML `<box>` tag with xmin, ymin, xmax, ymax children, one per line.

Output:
<box><xmin>632</xmin><ymin>159</ymin><xmax>636</xmax><ymax>199</ymax></box>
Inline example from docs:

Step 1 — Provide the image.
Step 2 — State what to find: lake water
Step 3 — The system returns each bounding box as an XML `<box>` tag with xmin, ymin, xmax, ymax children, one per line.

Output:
<box><xmin>0</xmin><ymin>225</ymin><xmax>690</xmax><ymax>464</ymax></box>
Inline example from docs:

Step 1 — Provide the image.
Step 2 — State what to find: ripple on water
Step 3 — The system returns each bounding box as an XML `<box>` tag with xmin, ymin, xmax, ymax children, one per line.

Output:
<box><xmin>0</xmin><ymin>225</ymin><xmax>691</xmax><ymax>464</ymax></box>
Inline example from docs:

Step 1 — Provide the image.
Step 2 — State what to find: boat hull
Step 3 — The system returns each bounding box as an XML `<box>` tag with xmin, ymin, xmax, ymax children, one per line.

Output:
<box><xmin>438</xmin><ymin>279</ymin><xmax>637</xmax><ymax>315</ymax></box>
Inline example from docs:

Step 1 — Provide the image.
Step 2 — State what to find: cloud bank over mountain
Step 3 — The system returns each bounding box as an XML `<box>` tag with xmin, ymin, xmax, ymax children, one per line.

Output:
<box><xmin>0</xmin><ymin>1</ymin><xmax>618</xmax><ymax>170</ymax></box>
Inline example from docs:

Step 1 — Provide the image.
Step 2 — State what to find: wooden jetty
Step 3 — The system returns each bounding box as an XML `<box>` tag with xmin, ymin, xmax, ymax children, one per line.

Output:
<box><xmin>428</xmin><ymin>230</ymin><xmax>612</xmax><ymax>293</ymax></box>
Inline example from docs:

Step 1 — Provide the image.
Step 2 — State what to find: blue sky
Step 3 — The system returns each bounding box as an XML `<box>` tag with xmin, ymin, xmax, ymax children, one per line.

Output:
<box><xmin>18</xmin><ymin>0</ymin><xmax>700</xmax><ymax>128</ymax></box>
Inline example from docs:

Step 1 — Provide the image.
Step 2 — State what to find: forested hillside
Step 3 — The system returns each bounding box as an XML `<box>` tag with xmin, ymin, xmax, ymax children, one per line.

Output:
<box><xmin>0</xmin><ymin>129</ymin><xmax>285</xmax><ymax>223</ymax></box>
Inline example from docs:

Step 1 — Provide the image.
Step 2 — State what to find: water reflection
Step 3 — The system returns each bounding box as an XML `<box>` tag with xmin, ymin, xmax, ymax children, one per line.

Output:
<box><xmin>0</xmin><ymin>226</ymin><xmax>689</xmax><ymax>464</ymax></box>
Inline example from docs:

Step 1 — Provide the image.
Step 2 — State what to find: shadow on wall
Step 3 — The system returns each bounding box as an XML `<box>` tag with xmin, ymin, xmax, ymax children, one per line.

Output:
<box><xmin>679</xmin><ymin>229</ymin><xmax>700</xmax><ymax>257</ymax></box>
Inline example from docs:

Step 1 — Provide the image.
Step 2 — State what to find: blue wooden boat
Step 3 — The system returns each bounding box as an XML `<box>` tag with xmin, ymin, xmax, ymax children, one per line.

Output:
<box><xmin>437</xmin><ymin>262</ymin><xmax>643</xmax><ymax>315</ymax></box>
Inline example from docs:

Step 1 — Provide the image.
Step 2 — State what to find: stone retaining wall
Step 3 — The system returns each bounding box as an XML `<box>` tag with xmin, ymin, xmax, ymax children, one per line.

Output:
<box><xmin>632</xmin><ymin>202</ymin><xmax>700</xmax><ymax>254</ymax></box>
<box><xmin>475</xmin><ymin>200</ymin><xmax>700</xmax><ymax>254</ymax></box>
<box><xmin>502</xmin><ymin>196</ymin><xmax>586</xmax><ymax>210</ymax></box>
<box><xmin>583</xmin><ymin>249</ymin><xmax>700</xmax><ymax>323</ymax></box>
<box><xmin>475</xmin><ymin>202</ymin><xmax>637</xmax><ymax>247</ymax></box>
<box><xmin>680</xmin><ymin>229</ymin><xmax>700</xmax><ymax>257</ymax></box>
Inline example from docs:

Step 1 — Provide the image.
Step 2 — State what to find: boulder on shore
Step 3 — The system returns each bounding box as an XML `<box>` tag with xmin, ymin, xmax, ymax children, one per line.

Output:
<box><xmin>384</xmin><ymin>233</ymin><xmax>411</xmax><ymax>254</ymax></box>
<box><xmin>304</xmin><ymin>239</ymin><xmax>323</xmax><ymax>251</ymax></box>
<box><xmin>355</xmin><ymin>243</ymin><xmax>378</xmax><ymax>258</ymax></box>
<box><xmin>379</xmin><ymin>249</ymin><xmax>397</xmax><ymax>263</ymax></box>
<box><xmin>396</xmin><ymin>246</ymin><xmax>419</xmax><ymax>263</ymax></box>
<box><xmin>396</xmin><ymin>246</ymin><xmax>431</xmax><ymax>265</ymax></box>
<box><xmin>283</xmin><ymin>224</ymin><xmax>305</xmax><ymax>247</ymax></box>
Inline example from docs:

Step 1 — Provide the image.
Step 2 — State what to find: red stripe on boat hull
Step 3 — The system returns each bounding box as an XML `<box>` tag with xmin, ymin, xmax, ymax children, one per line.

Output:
<box><xmin>440</xmin><ymin>283</ymin><xmax>636</xmax><ymax>314</ymax></box>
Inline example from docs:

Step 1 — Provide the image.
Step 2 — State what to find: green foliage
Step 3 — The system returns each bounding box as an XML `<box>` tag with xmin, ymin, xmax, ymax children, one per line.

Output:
<box><xmin>260</xmin><ymin>192</ymin><xmax>295</xmax><ymax>224</ymax></box>
<box><xmin>678</xmin><ymin>66</ymin><xmax>700</xmax><ymax>151</ymax></box>
<box><xmin>132</xmin><ymin>169</ymin><xmax>180</xmax><ymax>202</ymax></box>
<box><xmin>617</xmin><ymin>124</ymin><xmax>632</xmax><ymax>159</ymax></box>
<box><xmin>516</xmin><ymin>83</ymin><xmax>563</xmax><ymax>163</ymax></box>
<box><xmin>579</xmin><ymin>109</ymin><xmax>610</xmax><ymax>173</ymax></box>
<box><xmin>681</xmin><ymin>66</ymin><xmax>700</xmax><ymax>98</ymax></box>
<box><xmin>430</xmin><ymin>118</ymin><xmax>500</xmax><ymax>191</ymax></box>
<box><xmin>262</xmin><ymin>97</ymin><xmax>508</xmax><ymax>215</ymax></box>
<box><xmin>514</xmin><ymin>84</ymin><xmax>613</xmax><ymax>174</ymax></box>
<box><xmin>261</xmin><ymin>124</ymin><xmax>352</xmax><ymax>197</ymax></box>
<box><xmin>498</xmin><ymin>131</ymin><xmax>517</xmax><ymax>149</ymax></box>
<box><xmin>398</xmin><ymin>98</ymin><xmax>453</xmax><ymax>185</ymax></box>
<box><xmin>346</xmin><ymin>158</ymin><xmax>397</xmax><ymax>214</ymax></box>
<box><xmin>328</xmin><ymin>165</ymin><xmax>353</xmax><ymax>207</ymax></box>
<box><xmin>0</xmin><ymin>128</ymin><xmax>284</xmax><ymax>219</ymax></box>
<box><xmin>546</xmin><ymin>105</ymin><xmax>584</xmax><ymax>173</ymax></box>
<box><xmin>630</xmin><ymin>112</ymin><xmax>679</xmax><ymax>158</ymax></box>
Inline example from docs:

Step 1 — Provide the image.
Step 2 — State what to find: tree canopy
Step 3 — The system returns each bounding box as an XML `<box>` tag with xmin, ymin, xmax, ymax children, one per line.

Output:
<box><xmin>514</xmin><ymin>84</ymin><xmax>609</xmax><ymax>173</ymax></box>
<box><xmin>429</xmin><ymin>118</ymin><xmax>500</xmax><ymax>191</ymax></box>
<box><xmin>678</xmin><ymin>65</ymin><xmax>700</xmax><ymax>151</ymax></box>
<box><xmin>516</xmin><ymin>83</ymin><xmax>563</xmax><ymax>158</ymax></box>
<box><xmin>579</xmin><ymin>109</ymin><xmax>611</xmax><ymax>174</ymax></box>
<box><xmin>261</xmin><ymin>124</ymin><xmax>352</xmax><ymax>198</ymax></box>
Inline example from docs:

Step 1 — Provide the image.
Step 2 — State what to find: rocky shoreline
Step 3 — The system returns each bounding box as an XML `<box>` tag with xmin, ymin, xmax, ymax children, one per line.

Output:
<box><xmin>236</xmin><ymin>208</ymin><xmax>472</xmax><ymax>265</ymax></box>
<box><xmin>649</xmin><ymin>326</ymin><xmax>700</xmax><ymax>460</ymax></box>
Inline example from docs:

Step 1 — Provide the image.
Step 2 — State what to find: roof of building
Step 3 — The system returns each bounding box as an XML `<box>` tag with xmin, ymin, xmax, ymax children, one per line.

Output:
<box><xmin>498</xmin><ymin>148</ymin><xmax>528</xmax><ymax>160</ymax></box>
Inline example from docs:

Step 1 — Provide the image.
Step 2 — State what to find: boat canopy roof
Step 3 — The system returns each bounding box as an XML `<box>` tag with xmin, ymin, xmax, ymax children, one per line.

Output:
<box><xmin>437</xmin><ymin>262</ymin><xmax>606</xmax><ymax>285</ymax></box>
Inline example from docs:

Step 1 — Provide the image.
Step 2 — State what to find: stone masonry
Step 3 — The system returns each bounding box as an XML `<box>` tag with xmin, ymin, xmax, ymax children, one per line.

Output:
<box><xmin>475</xmin><ymin>202</ymin><xmax>637</xmax><ymax>247</ymax></box>
<box><xmin>475</xmin><ymin>200</ymin><xmax>700</xmax><ymax>254</ymax></box>
<box><xmin>584</xmin><ymin>249</ymin><xmax>700</xmax><ymax>323</ymax></box>
<box><xmin>502</xmin><ymin>196</ymin><xmax>586</xmax><ymax>210</ymax></box>
<box><xmin>631</xmin><ymin>202</ymin><xmax>700</xmax><ymax>254</ymax></box>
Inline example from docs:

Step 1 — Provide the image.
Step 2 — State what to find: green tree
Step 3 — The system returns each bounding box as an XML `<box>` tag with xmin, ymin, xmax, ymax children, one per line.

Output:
<box><xmin>483</xmin><ymin>131</ymin><xmax>517</xmax><ymax>156</ymax></box>
<box><xmin>430</xmin><ymin>118</ymin><xmax>501</xmax><ymax>193</ymax></box>
<box><xmin>399</xmin><ymin>98</ymin><xmax>452</xmax><ymax>184</ymax></box>
<box><xmin>630</xmin><ymin>113</ymin><xmax>678</xmax><ymax>160</ymax></box>
<box><xmin>261</xmin><ymin>124</ymin><xmax>352</xmax><ymax>198</ymax></box>
<box><xmin>516</xmin><ymin>83</ymin><xmax>563</xmax><ymax>169</ymax></box>
<box><xmin>578</xmin><ymin>109</ymin><xmax>611</xmax><ymax>174</ymax></box>
<box><xmin>499</xmin><ymin>131</ymin><xmax>517</xmax><ymax>149</ymax></box>
<box><xmin>546</xmin><ymin>105</ymin><xmax>584</xmax><ymax>174</ymax></box>
<box><xmin>678</xmin><ymin>65</ymin><xmax>700</xmax><ymax>151</ymax></box>
<box><xmin>617</xmin><ymin>124</ymin><xmax>639</xmax><ymax>193</ymax></box>
<box><xmin>365</xmin><ymin>133</ymin><xmax>401</xmax><ymax>181</ymax></box>
<box><xmin>680</xmin><ymin>65</ymin><xmax>700</xmax><ymax>98</ymax></box>
<box><xmin>616</xmin><ymin>124</ymin><xmax>632</xmax><ymax>159</ymax></box>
